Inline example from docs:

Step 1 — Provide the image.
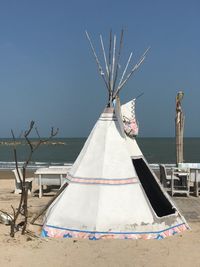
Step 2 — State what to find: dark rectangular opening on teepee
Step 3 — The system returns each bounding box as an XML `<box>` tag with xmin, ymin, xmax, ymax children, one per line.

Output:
<box><xmin>132</xmin><ymin>158</ymin><xmax>175</xmax><ymax>217</ymax></box>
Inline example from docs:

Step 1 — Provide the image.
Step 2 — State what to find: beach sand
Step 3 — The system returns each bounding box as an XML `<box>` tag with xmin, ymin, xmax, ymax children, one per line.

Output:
<box><xmin>0</xmin><ymin>170</ymin><xmax>200</xmax><ymax>267</ymax></box>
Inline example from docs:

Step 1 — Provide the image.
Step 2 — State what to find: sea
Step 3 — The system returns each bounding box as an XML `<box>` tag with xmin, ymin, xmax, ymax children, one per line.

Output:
<box><xmin>0</xmin><ymin>137</ymin><xmax>200</xmax><ymax>170</ymax></box>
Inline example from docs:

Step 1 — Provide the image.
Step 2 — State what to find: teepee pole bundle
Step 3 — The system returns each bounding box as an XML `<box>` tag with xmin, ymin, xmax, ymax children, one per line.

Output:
<box><xmin>85</xmin><ymin>30</ymin><xmax>150</xmax><ymax>106</ymax></box>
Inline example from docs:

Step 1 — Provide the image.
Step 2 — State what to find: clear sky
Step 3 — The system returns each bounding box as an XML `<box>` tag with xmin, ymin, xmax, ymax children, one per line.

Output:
<box><xmin>0</xmin><ymin>0</ymin><xmax>199</xmax><ymax>137</ymax></box>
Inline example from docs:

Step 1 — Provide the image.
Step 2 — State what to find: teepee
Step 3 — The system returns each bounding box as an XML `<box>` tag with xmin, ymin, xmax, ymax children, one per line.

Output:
<box><xmin>42</xmin><ymin>31</ymin><xmax>189</xmax><ymax>239</ymax></box>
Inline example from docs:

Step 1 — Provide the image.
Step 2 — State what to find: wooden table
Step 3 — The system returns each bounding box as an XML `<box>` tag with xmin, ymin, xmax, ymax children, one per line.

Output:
<box><xmin>34</xmin><ymin>166</ymin><xmax>72</xmax><ymax>198</ymax></box>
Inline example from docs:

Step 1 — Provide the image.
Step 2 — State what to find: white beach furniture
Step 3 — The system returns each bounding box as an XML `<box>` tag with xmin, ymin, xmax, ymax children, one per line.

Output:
<box><xmin>159</xmin><ymin>164</ymin><xmax>190</xmax><ymax>196</ymax></box>
<box><xmin>178</xmin><ymin>163</ymin><xmax>200</xmax><ymax>197</ymax></box>
<box><xmin>159</xmin><ymin>164</ymin><xmax>172</xmax><ymax>188</ymax></box>
<box><xmin>170</xmin><ymin>167</ymin><xmax>190</xmax><ymax>197</ymax></box>
<box><xmin>12</xmin><ymin>169</ymin><xmax>34</xmax><ymax>194</ymax></box>
<box><xmin>34</xmin><ymin>165</ymin><xmax>72</xmax><ymax>198</ymax></box>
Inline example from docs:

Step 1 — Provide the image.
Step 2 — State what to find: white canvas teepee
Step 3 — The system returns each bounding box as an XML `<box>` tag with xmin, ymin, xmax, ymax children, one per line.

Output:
<box><xmin>42</xmin><ymin>31</ymin><xmax>189</xmax><ymax>239</ymax></box>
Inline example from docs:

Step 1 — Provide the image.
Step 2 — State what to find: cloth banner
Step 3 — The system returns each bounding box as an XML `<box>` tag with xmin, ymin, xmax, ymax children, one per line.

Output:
<box><xmin>121</xmin><ymin>99</ymin><xmax>139</xmax><ymax>137</ymax></box>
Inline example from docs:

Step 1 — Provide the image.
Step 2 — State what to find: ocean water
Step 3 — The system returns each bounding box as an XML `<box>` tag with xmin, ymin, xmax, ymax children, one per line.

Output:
<box><xmin>0</xmin><ymin>138</ymin><xmax>199</xmax><ymax>169</ymax></box>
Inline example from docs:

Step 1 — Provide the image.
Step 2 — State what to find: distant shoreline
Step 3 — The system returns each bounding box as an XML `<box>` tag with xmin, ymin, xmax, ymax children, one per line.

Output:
<box><xmin>0</xmin><ymin>140</ymin><xmax>66</xmax><ymax>146</ymax></box>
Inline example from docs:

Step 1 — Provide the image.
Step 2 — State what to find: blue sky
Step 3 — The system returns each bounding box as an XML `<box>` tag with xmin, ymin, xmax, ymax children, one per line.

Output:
<box><xmin>0</xmin><ymin>0</ymin><xmax>199</xmax><ymax>137</ymax></box>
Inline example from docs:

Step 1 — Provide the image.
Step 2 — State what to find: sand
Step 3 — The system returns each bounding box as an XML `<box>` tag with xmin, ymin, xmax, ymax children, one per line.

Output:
<box><xmin>0</xmin><ymin>170</ymin><xmax>200</xmax><ymax>267</ymax></box>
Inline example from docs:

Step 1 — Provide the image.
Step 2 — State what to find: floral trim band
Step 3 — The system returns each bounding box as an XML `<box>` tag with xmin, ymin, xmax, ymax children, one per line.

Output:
<box><xmin>69</xmin><ymin>177</ymin><xmax>138</xmax><ymax>185</ymax></box>
<box><xmin>42</xmin><ymin>223</ymin><xmax>188</xmax><ymax>240</ymax></box>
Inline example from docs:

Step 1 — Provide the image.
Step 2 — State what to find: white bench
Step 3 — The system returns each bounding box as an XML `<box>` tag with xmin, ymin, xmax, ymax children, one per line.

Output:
<box><xmin>34</xmin><ymin>166</ymin><xmax>72</xmax><ymax>198</ymax></box>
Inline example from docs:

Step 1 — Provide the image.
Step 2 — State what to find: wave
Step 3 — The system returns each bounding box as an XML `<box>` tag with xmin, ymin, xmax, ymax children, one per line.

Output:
<box><xmin>0</xmin><ymin>161</ymin><xmax>73</xmax><ymax>170</ymax></box>
<box><xmin>0</xmin><ymin>161</ymin><xmax>175</xmax><ymax>171</ymax></box>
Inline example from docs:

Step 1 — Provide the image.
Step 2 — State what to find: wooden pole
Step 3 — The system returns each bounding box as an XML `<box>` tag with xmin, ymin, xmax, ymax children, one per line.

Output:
<box><xmin>113</xmin><ymin>47</ymin><xmax>150</xmax><ymax>99</ymax></box>
<box><xmin>30</xmin><ymin>182</ymin><xmax>68</xmax><ymax>224</ymax></box>
<box><xmin>85</xmin><ymin>31</ymin><xmax>110</xmax><ymax>92</ymax></box>
<box><xmin>175</xmin><ymin>91</ymin><xmax>185</xmax><ymax>165</ymax></box>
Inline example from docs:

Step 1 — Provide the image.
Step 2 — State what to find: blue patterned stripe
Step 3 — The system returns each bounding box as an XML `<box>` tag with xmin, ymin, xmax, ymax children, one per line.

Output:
<box><xmin>44</xmin><ymin>222</ymin><xmax>187</xmax><ymax>235</ymax></box>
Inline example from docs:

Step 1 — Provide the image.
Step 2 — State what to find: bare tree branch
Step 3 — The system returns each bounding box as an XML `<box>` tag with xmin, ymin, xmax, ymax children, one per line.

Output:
<box><xmin>8</xmin><ymin>121</ymin><xmax>59</xmax><ymax>237</ymax></box>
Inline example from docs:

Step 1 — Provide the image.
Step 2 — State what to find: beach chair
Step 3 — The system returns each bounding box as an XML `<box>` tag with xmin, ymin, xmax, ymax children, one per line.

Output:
<box><xmin>171</xmin><ymin>167</ymin><xmax>190</xmax><ymax>197</ymax></box>
<box><xmin>12</xmin><ymin>169</ymin><xmax>34</xmax><ymax>194</ymax></box>
<box><xmin>159</xmin><ymin>164</ymin><xmax>171</xmax><ymax>188</ymax></box>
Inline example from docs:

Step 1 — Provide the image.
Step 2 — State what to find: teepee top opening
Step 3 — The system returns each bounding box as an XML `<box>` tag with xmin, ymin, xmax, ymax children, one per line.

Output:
<box><xmin>86</xmin><ymin>30</ymin><xmax>150</xmax><ymax>107</ymax></box>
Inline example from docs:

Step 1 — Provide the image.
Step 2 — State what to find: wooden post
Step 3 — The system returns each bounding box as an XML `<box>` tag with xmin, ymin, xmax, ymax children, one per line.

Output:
<box><xmin>175</xmin><ymin>91</ymin><xmax>185</xmax><ymax>165</ymax></box>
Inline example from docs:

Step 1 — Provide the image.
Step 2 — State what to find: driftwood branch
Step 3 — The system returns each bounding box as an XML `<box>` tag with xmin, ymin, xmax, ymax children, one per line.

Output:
<box><xmin>175</xmin><ymin>91</ymin><xmax>185</xmax><ymax>164</ymax></box>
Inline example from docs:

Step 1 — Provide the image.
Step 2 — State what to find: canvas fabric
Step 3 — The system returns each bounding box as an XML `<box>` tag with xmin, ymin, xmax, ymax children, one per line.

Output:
<box><xmin>42</xmin><ymin>109</ymin><xmax>188</xmax><ymax>239</ymax></box>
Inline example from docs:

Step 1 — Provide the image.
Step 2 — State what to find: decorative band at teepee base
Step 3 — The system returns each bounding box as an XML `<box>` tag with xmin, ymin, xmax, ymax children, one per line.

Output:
<box><xmin>42</xmin><ymin>223</ymin><xmax>188</xmax><ymax>240</ymax></box>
